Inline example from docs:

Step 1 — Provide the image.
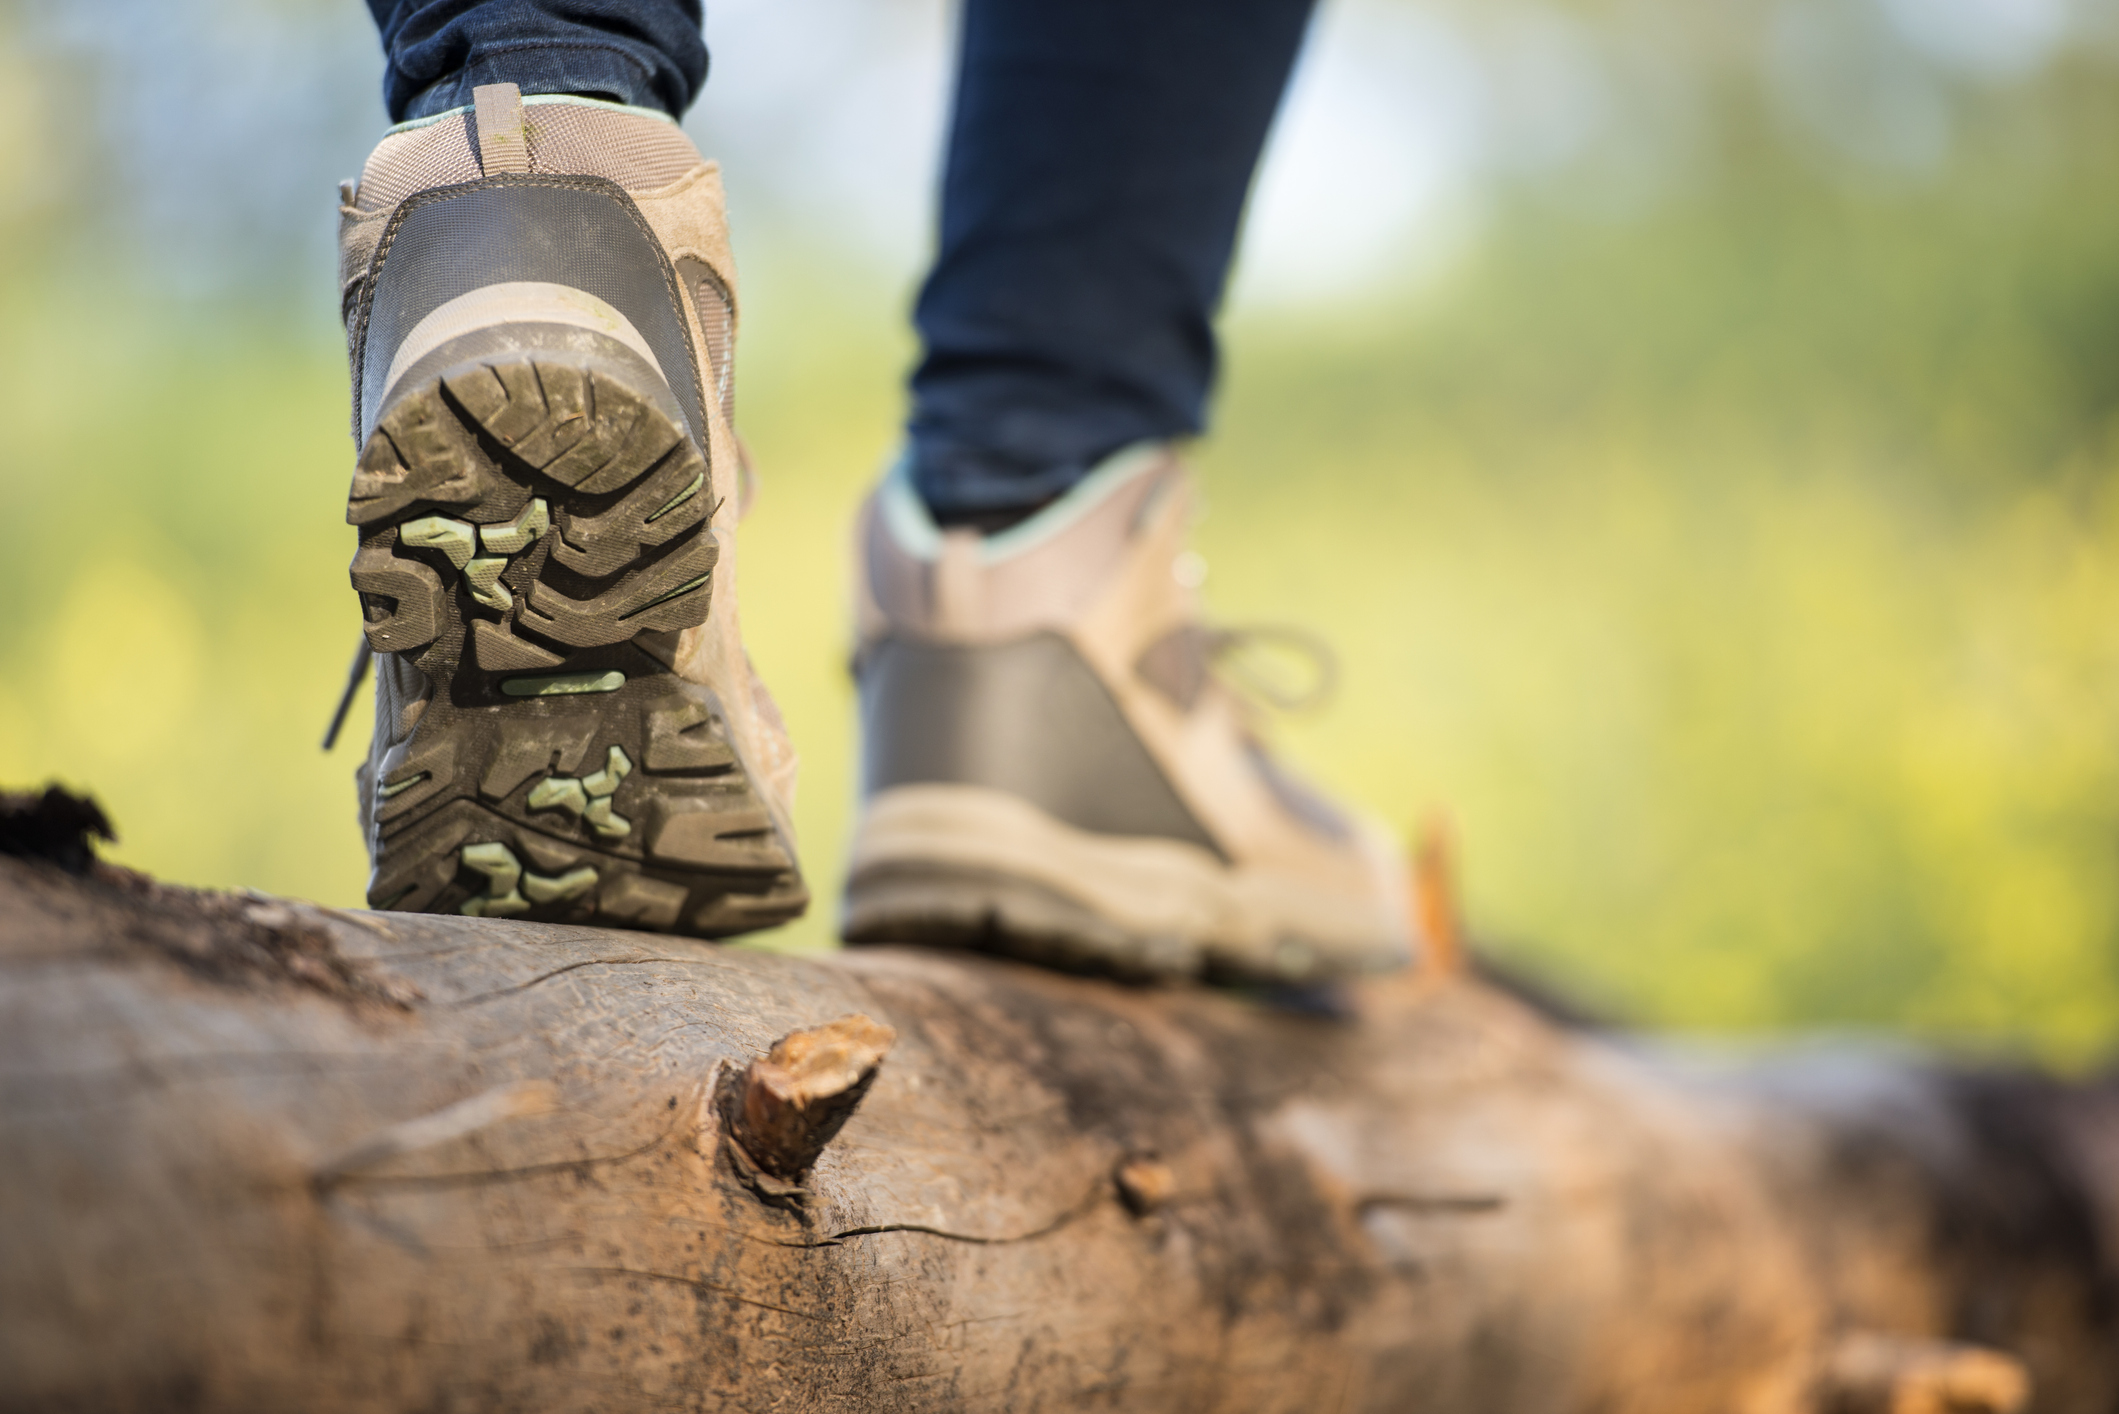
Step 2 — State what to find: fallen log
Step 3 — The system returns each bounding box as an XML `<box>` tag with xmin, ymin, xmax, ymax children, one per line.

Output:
<box><xmin>1</xmin><ymin>850</ymin><xmax>2114</xmax><ymax>1413</ymax></box>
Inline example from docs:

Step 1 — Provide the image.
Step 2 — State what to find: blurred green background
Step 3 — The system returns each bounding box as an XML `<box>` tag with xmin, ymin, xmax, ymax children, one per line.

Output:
<box><xmin>6</xmin><ymin>0</ymin><xmax>2119</xmax><ymax>1063</ymax></box>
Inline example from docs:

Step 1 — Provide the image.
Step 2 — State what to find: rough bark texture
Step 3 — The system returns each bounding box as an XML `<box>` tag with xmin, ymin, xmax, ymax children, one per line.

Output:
<box><xmin>2</xmin><ymin>853</ymin><xmax>2116</xmax><ymax>1414</ymax></box>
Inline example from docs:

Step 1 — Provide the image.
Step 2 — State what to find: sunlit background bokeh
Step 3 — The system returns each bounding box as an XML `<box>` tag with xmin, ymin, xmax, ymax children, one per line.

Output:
<box><xmin>6</xmin><ymin>0</ymin><xmax>2119</xmax><ymax>1063</ymax></box>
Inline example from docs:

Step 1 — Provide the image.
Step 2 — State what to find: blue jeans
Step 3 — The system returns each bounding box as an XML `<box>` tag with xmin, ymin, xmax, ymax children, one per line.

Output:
<box><xmin>367</xmin><ymin>0</ymin><xmax>1314</xmax><ymax>520</ymax></box>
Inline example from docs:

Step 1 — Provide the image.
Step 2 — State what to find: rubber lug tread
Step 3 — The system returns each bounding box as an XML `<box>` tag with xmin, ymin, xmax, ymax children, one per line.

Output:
<box><xmin>349</xmin><ymin>350</ymin><xmax>806</xmax><ymax>940</ymax></box>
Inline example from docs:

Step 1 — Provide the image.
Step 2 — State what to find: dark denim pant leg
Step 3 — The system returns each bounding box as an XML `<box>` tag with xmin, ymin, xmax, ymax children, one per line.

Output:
<box><xmin>908</xmin><ymin>0</ymin><xmax>1318</xmax><ymax>522</ymax></box>
<box><xmin>366</xmin><ymin>0</ymin><xmax>707</xmax><ymax>122</ymax></box>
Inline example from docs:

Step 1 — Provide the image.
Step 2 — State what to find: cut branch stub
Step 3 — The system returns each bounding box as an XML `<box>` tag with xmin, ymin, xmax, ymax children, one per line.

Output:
<box><xmin>727</xmin><ymin>1013</ymin><xmax>897</xmax><ymax>1182</ymax></box>
<box><xmin>1115</xmin><ymin>1155</ymin><xmax>1178</xmax><ymax>1215</ymax></box>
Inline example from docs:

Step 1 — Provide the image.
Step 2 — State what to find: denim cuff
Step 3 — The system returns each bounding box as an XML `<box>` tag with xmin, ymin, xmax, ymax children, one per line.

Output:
<box><xmin>400</xmin><ymin>42</ymin><xmax>672</xmax><ymax>120</ymax></box>
<box><xmin>906</xmin><ymin>436</ymin><xmax>1115</xmax><ymax>521</ymax></box>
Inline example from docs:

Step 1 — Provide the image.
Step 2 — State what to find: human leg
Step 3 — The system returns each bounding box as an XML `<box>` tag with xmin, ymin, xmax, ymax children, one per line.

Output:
<box><xmin>908</xmin><ymin>0</ymin><xmax>1317</xmax><ymax>525</ymax></box>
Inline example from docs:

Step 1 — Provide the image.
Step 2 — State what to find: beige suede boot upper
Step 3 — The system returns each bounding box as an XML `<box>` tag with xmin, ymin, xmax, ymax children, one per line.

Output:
<box><xmin>846</xmin><ymin>445</ymin><xmax>1412</xmax><ymax>981</ymax></box>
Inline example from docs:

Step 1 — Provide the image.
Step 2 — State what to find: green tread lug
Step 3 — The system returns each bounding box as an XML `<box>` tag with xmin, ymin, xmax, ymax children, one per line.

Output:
<box><xmin>500</xmin><ymin>671</ymin><xmax>626</xmax><ymax>697</ymax></box>
<box><xmin>582</xmin><ymin>795</ymin><xmax>631</xmax><ymax>841</ymax></box>
<box><xmin>464</xmin><ymin>556</ymin><xmax>512</xmax><ymax>611</ymax></box>
<box><xmin>400</xmin><ymin>515</ymin><xmax>478</xmax><ymax>571</ymax></box>
<box><xmin>581</xmin><ymin>746</ymin><xmax>632</xmax><ymax>798</ymax></box>
<box><xmin>459</xmin><ymin>841</ymin><xmax>530</xmax><ymax>917</ymax></box>
<box><xmin>528</xmin><ymin>746</ymin><xmax>634</xmax><ymax>842</ymax></box>
<box><xmin>479</xmin><ymin>497</ymin><xmax>549</xmax><ymax>555</ymax></box>
<box><xmin>522</xmin><ymin>865</ymin><xmax>599</xmax><ymax>905</ymax></box>
<box><xmin>528</xmin><ymin>777</ymin><xmax>590</xmax><ymax>815</ymax></box>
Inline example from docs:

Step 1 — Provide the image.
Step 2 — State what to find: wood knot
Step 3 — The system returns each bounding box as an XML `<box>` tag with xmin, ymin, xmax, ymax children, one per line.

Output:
<box><xmin>725</xmin><ymin>1013</ymin><xmax>896</xmax><ymax>1188</ymax></box>
<box><xmin>1114</xmin><ymin>1155</ymin><xmax>1177</xmax><ymax>1215</ymax></box>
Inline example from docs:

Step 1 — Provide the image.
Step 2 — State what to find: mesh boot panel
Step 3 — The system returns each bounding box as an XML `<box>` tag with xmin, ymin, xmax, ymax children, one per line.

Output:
<box><xmin>678</xmin><ymin>258</ymin><xmax>736</xmax><ymax>429</ymax></box>
<box><xmin>523</xmin><ymin>102</ymin><xmax>704</xmax><ymax>190</ymax></box>
<box><xmin>351</xmin><ymin>115</ymin><xmax>482</xmax><ymax>217</ymax></box>
<box><xmin>350</xmin><ymin>101</ymin><xmax>707</xmax><ymax>218</ymax></box>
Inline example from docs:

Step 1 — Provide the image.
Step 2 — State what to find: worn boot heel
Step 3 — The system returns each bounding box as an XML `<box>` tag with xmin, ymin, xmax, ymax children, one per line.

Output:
<box><xmin>352</xmin><ymin>350</ymin><xmax>805</xmax><ymax>934</ymax></box>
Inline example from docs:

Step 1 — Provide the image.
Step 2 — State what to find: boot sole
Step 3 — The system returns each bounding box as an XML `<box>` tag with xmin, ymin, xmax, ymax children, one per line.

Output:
<box><xmin>841</xmin><ymin>783</ymin><xmax>1400</xmax><ymax>982</ymax></box>
<box><xmin>349</xmin><ymin>350</ymin><xmax>806</xmax><ymax>935</ymax></box>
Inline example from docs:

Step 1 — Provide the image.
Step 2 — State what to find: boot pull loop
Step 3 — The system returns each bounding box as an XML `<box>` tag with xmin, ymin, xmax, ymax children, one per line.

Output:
<box><xmin>930</xmin><ymin>530</ymin><xmax>985</xmax><ymax>636</ymax></box>
<box><xmin>472</xmin><ymin>83</ymin><xmax>529</xmax><ymax>175</ymax></box>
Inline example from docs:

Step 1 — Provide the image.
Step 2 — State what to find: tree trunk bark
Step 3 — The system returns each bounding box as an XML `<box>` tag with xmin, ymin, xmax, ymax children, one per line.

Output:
<box><xmin>2</xmin><ymin>854</ymin><xmax>2114</xmax><ymax>1414</ymax></box>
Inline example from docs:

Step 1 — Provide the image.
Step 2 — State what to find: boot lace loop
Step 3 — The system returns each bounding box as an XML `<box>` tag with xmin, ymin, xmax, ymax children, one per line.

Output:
<box><xmin>1204</xmin><ymin>623</ymin><xmax>1340</xmax><ymax>715</ymax></box>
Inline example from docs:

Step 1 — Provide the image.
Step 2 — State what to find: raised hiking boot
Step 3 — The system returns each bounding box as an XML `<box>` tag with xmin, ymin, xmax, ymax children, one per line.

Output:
<box><xmin>336</xmin><ymin>84</ymin><xmax>805</xmax><ymax>934</ymax></box>
<box><xmin>843</xmin><ymin>445</ymin><xmax>1413</xmax><ymax>982</ymax></box>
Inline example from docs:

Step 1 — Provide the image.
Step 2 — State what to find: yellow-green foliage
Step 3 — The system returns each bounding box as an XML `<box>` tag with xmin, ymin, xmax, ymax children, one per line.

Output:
<box><xmin>7</xmin><ymin>19</ymin><xmax>2119</xmax><ymax>1063</ymax></box>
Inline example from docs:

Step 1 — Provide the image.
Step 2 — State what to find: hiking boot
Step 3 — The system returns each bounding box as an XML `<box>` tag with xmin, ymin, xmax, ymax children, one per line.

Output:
<box><xmin>842</xmin><ymin>445</ymin><xmax>1413</xmax><ymax>982</ymax></box>
<box><xmin>336</xmin><ymin>84</ymin><xmax>806</xmax><ymax>935</ymax></box>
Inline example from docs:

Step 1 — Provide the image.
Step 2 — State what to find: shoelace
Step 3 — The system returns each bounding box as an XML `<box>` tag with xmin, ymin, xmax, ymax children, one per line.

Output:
<box><xmin>322</xmin><ymin>637</ymin><xmax>373</xmax><ymax>752</ymax></box>
<box><xmin>1202</xmin><ymin>623</ymin><xmax>1340</xmax><ymax>716</ymax></box>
